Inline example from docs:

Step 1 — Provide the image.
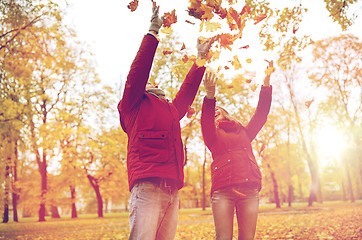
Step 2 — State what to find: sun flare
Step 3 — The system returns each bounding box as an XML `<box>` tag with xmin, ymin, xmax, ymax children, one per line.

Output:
<box><xmin>315</xmin><ymin>125</ymin><xmax>347</xmax><ymax>166</ymax></box>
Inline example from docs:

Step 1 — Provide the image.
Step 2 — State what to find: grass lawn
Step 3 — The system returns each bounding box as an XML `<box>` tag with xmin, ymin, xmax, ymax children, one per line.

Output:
<box><xmin>0</xmin><ymin>201</ymin><xmax>361</xmax><ymax>239</ymax></box>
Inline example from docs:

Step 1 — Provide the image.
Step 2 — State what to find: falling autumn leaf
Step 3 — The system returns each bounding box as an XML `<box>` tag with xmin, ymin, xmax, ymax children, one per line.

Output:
<box><xmin>265</xmin><ymin>66</ymin><xmax>276</xmax><ymax>75</ymax></box>
<box><xmin>231</xmin><ymin>55</ymin><xmax>242</xmax><ymax>70</ymax></box>
<box><xmin>196</xmin><ymin>57</ymin><xmax>206</xmax><ymax>67</ymax></box>
<box><xmin>205</xmin><ymin>21</ymin><xmax>221</xmax><ymax>32</ymax></box>
<box><xmin>186</xmin><ymin>106</ymin><xmax>195</xmax><ymax>118</ymax></box>
<box><xmin>160</xmin><ymin>27</ymin><xmax>173</xmax><ymax>34</ymax></box>
<box><xmin>251</xmin><ymin>84</ymin><xmax>258</xmax><ymax>92</ymax></box>
<box><xmin>163</xmin><ymin>9</ymin><xmax>177</xmax><ymax>28</ymax></box>
<box><xmin>246</xmin><ymin>79</ymin><xmax>252</xmax><ymax>83</ymax></box>
<box><xmin>240</xmin><ymin>5</ymin><xmax>251</xmax><ymax>15</ymax></box>
<box><xmin>305</xmin><ymin>99</ymin><xmax>314</xmax><ymax>108</ymax></box>
<box><xmin>185</xmin><ymin>20</ymin><xmax>195</xmax><ymax>25</ymax></box>
<box><xmin>253</xmin><ymin>13</ymin><xmax>267</xmax><ymax>24</ymax></box>
<box><xmin>182</xmin><ymin>54</ymin><xmax>189</xmax><ymax>63</ymax></box>
<box><xmin>224</xmin><ymin>66</ymin><xmax>230</xmax><ymax>70</ymax></box>
<box><xmin>239</xmin><ymin>45</ymin><xmax>249</xmax><ymax>49</ymax></box>
<box><xmin>232</xmin><ymin>188</ymin><xmax>246</xmax><ymax>197</ymax></box>
<box><xmin>127</xmin><ymin>0</ymin><xmax>138</xmax><ymax>12</ymax></box>
<box><xmin>181</xmin><ymin>43</ymin><xmax>186</xmax><ymax>51</ymax></box>
<box><xmin>162</xmin><ymin>49</ymin><xmax>173</xmax><ymax>55</ymax></box>
<box><xmin>246</xmin><ymin>58</ymin><xmax>252</xmax><ymax>63</ymax></box>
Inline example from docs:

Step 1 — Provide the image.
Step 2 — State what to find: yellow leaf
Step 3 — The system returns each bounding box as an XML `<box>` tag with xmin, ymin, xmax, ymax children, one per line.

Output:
<box><xmin>196</xmin><ymin>57</ymin><xmax>206</xmax><ymax>67</ymax></box>
<box><xmin>246</xmin><ymin>58</ymin><xmax>252</xmax><ymax>63</ymax></box>
<box><xmin>265</xmin><ymin>66</ymin><xmax>276</xmax><ymax>75</ymax></box>
<box><xmin>231</xmin><ymin>55</ymin><xmax>242</xmax><ymax>70</ymax></box>
<box><xmin>205</xmin><ymin>21</ymin><xmax>221</xmax><ymax>32</ymax></box>
<box><xmin>160</xmin><ymin>27</ymin><xmax>173</xmax><ymax>34</ymax></box>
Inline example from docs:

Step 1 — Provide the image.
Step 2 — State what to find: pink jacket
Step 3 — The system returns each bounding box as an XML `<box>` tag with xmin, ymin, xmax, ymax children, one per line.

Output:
<box><xmin>201</xmin><ymin>86</ymin><xmax>272</xmax><ymax>194</ymax></box>
<box><xmin>118</xmin><ymin>34</ymin><xmax>205</xmax><ymax>191</ymax></box>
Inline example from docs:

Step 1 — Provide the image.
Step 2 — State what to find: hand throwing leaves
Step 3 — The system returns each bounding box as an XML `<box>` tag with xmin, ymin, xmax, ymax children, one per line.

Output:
<box><xmin>149</xmin><ymin>5</ymin><xmax>164</xmax><ymax>34</ymax></box>
<box><xmin>204</xmin><ymin>72</ymin><xmax>218</xmax><ymax>99</ymax></box>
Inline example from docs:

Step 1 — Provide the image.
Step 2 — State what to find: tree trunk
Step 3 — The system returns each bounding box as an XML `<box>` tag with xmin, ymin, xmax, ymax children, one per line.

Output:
<box><xmin>267</xmin><ymin>164</ymin><xmax>281</xmax><ymax>208</ymax></box>
<box><xmin>87</xmin><ymin>175</ymin><xmax>103</xmax><ymax>217</ymax></box>
<box><xmin>286</xmin><ymin>80</ymin><xmax>322</xmax><ymax>206</ymax></box>
<box><xmin>2</xmin><ymin>165</ymin><xmax>10</xmax><ymax>223</ymax></box>
<box><xmin>12</xmin><ymin>140</ymin><xmax>19</xmax><ymax>222</ymax></box>
<box><xmin>288</xmin><ymin>185</ymin><xmax>293</xmax><ymax>207</ymax></box>
<box><xmin>38</xmin><ymin>160</ymin><xmax>47</xmax><ymax>222</ymax></box>
<box><xmin>345</xmin><ymin>165</ymin><xmax>355</xmax><ymax>202</ymax></box>
<box><xmin>70</xmin><ymin>186</ymin><xmax>78</xmax><ymax>218</ymax></box>
<box><xmin>51</xmin><ymin>205</ymin><xmax>60</xmax><ymax>218</ymax></box>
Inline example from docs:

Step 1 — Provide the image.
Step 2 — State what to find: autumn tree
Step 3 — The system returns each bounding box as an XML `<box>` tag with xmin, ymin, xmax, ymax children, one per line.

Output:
<box><xmin>309</xmin><ymin>34</ymin><xmax>362</xmax><ymax>201</ymax></box>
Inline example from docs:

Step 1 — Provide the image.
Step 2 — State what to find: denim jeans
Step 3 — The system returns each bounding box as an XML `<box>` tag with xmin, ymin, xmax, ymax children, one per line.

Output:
<box><xmin>211</xmin><ymin>185</ymin><xmax>259</xmax><ymax>240</ymax></box>
<box><xmin>128</xmin><ymin>181</ymin><xmax>180</xmax><ymax>240</ymax></box>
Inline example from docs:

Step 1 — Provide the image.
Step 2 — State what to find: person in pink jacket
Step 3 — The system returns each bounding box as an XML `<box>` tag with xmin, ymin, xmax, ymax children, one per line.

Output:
<box><xmin>118</xmin><ymin>5</ymin><xmax>212</xmax><ymax>240</ymax></box>
<box><xmin>201</xmin><ymin>62</ymin><xmax>273</xmax><ymax>240</ymax></box>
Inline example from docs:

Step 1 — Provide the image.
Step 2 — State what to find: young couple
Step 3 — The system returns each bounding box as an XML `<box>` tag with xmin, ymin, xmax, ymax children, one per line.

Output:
<box><xmin>118</xmin><ymin>5</ymin><xmax>273</xmax><ymax>240</ymax></box>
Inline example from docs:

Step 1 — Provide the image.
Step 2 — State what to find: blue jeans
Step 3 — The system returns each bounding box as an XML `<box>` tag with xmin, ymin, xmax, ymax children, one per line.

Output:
<box><xmin>211</xmin><ymin>185</ymin><xmax>259</xmax><ymax>240</ymax></box>
<box><xmin>128</xmin><ymin>181</ymin><xmax>180</xmax><ymax>240</ymax></box>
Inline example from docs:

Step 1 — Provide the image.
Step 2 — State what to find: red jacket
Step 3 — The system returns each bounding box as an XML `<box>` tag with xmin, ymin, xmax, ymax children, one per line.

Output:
<box><xmin>201</xmin><ymin>86</ymin><xmax>272</xmax><ymax>194</ymax></box>
<box><xmin>118</xmin><ymin>34</ymin><xmax>205</xmax><ymax>191</ymax></box>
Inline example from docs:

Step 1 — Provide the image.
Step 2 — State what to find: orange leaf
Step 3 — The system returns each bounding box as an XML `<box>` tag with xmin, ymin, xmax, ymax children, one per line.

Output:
<box><xmin>232</xmin><ymin>188</ymin><xmax>246</xmax><ymax>197</ymax></box>
<box><xmin>253</xmin><ymin>13</ymin><xmax>267</xmax><ymax>25</ymax></box>
<box><xmin>305</xmin><ymin>99</ymin><xmax>314</xmax><ymax>108</ymax></box>
<box><xmin>246</xmin><ymin>79</ymin><xmax>252</xmax><ymax>83</ymax></box>
<box><xmin>218</xmin><ymin>33</ymin><xmax>234</xmax><ymax>50</ymax></box>
<box><xmin>163</xmin><ymin>50</ymin><xmax>173</xmax><ymax>55</ymax></box>
<box><xmin>240</xmin><ymin>5</ymin><xmax>251</xmax><ymax>15</ymax></box>
<box><xmin>251</xmin><ymin>84</ymin><xmax>257</xmax><ymax>92</ymax></box>
<box><xmin>127</xmin><ymin>0</ymin><xmax>139</xmax><ymax>12</ymax></box>
<box><xmin>227</xmin><ymin>85</ymin><xmax>234</xmax><ymax>88</ymax></box>
<box><xmin>182</xmin><ymin>54</ymin><xmax>189</xmax><ymax>63</ymax></box>
<box><xmin>186</xmin><ymin>106</ymin><xmax>195</xmax><ymax>118</ymax></box>
<box><xmin>224</xmin><ymin>66</ymin><xmax>230</xmax><ymax>70</ymax></box>
<box><xmin>163</xmin><ymin>9</ymin><xmax>177</xmax><ymax>28</ymax></box>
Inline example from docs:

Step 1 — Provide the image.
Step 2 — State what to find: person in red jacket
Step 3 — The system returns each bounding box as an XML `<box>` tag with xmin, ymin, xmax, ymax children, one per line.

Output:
<box><xmin>118</xmin><ymin>5</ymin><xmax>212</xmax><ymax>240</ymax></box>
<box><xmin>201</xmin><ymin>61</ymin><xmax>274</xmax><ymax>240</ymax></box>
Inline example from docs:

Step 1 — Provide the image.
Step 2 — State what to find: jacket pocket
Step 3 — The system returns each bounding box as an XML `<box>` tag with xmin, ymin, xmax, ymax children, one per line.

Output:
<box><xmin>138</xmin><ymin>130</ymin><xmax>170</xmax><ymax>163</ymax></box>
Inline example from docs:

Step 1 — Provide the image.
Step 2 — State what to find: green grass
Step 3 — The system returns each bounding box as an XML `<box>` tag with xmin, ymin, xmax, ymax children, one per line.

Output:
<box><xmin>0</xmin><ymin>201</ymin><xmax>361</xmax><ymax>239</ymax></box>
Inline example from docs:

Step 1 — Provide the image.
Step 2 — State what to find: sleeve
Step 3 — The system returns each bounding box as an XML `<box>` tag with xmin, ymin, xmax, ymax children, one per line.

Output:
<box><xmin>118</xmin><ymin>34</ymin><xmax>159</xmax><ymax>114</ymax></box>
<box><xmin>201</xmin><ymin>96</ymin><xmax>217</xmax><ymax>149</ymax></box>
<box><xmin>245</xmin><ymin>85</ymin><xmax>272</xmax><ymax>141</ymax></box>
<box><xmin>172</xmin><ymin>63</ymin><xmax>206</xmax><ymax>119</ymax></box>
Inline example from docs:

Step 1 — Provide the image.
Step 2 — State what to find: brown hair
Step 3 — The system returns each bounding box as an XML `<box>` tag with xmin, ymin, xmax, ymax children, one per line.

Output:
<box><xmin>215</xmin><ymin>106</ymin><xmax>243</xmax><ymax>127</ymax></box>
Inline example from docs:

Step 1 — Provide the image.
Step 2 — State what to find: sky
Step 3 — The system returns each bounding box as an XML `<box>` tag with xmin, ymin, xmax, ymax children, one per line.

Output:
<box><xmin>63</xmin><ymin>0</ymin><xmax>362</xmax><ymax>90</ymax></box>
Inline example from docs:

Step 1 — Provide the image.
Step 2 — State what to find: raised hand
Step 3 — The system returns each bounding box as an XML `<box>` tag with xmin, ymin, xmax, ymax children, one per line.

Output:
<box><xmin>149</xmin><ymin>5</ymin><xmax>164</xmax><ymax>34</ymax></box>
<box><xmin>204</xmin><ymin>72</ymin><xmax>218</xmax><ymax>99</ymax></box>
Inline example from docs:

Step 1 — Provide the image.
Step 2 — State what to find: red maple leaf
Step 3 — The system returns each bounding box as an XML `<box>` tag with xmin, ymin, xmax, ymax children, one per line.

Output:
<box><xmin>305</xmin><ymin>99</ymin><xmax>314</xmax><ymax>108</ymax></box>
<box><xmin>127</xmin><ymin>0</ymin><xmax>139</xmax><ymax>12</ymax></box>
<box><xmin>163</xmin><ymin>9</ymin><xmax>177</xmax><ymax>28</ymax></box>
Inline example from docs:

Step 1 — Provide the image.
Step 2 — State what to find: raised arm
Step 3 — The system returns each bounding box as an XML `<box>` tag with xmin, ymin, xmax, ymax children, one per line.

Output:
<box><xmin>173</xmin><ymin>38</ymin><xmax>214</xmax><ymax>119</ymax></box>
<box><xmin>118</xmin><ymin>6</ymin><xmax>163</xmax><ymax>113</ymax></box>
<box><xmin>201</xmin><ymin>72</ymin><xmax>218</xmax><ymax>148</ymax></box>
<box><xmin>245</xmin><ymin>60</ymin><xmax>274</xmax><ymax>141</ymax></box>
